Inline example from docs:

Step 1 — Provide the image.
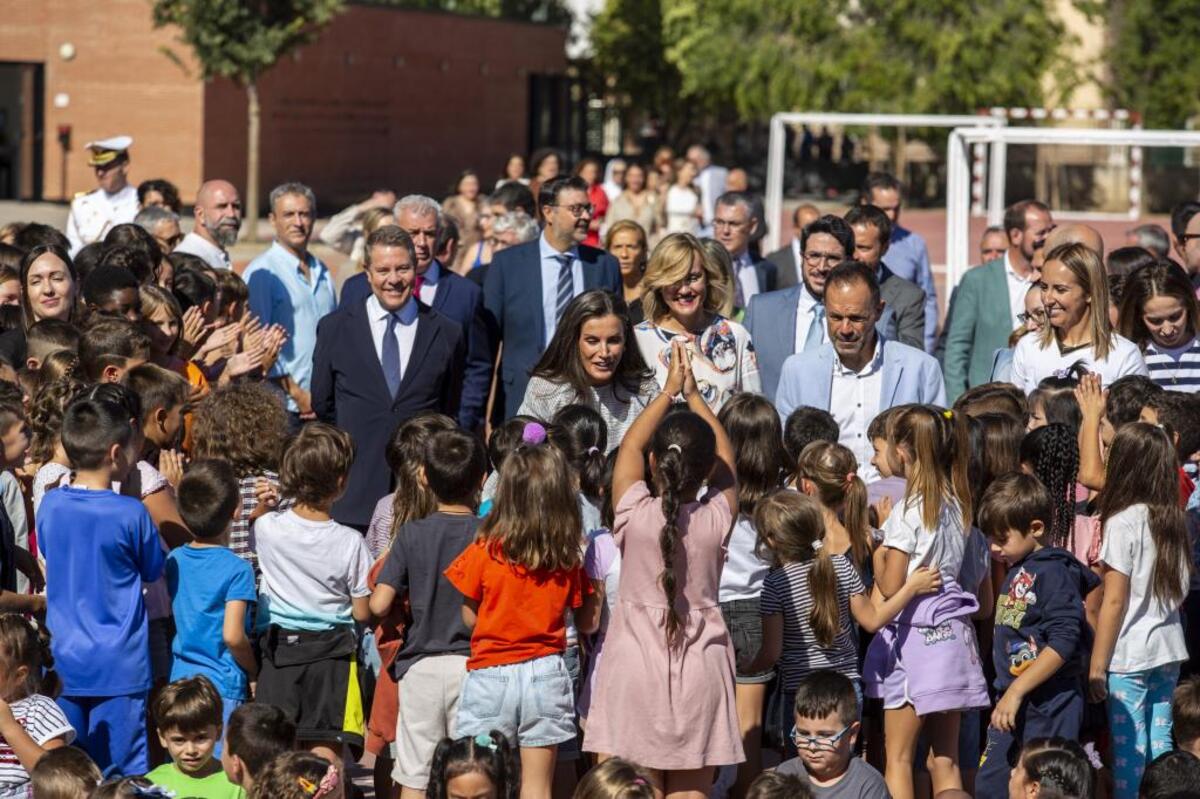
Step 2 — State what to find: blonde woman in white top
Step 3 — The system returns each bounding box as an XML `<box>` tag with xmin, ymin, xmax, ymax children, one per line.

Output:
<box><xmin>1011</xmin><ymin>242</ymin><xmax>1148</xmax><ymax>393</ymax></box>
<box><xmin>634</xmin><ymin>233</ymin><xmax>761</xmax><ymax>411</ymax></box>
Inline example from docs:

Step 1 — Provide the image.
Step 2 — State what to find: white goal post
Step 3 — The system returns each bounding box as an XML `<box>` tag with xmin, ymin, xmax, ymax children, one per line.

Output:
<box><xmin>764</xmin><ymin>112</ymin><xmax>1007</xmax><ymax>253</ymax></box>
<box><xmin>945</xmin><ymin>125</ymin><xmax>1200</xmax><ymax>291</ymax></box>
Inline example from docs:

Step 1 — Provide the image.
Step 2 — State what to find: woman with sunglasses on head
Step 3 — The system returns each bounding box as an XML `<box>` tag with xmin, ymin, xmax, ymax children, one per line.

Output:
<box><xmin>633</xmin><ymin>233</ymin><xmax>760</xmax><ymax>411</ymax></box>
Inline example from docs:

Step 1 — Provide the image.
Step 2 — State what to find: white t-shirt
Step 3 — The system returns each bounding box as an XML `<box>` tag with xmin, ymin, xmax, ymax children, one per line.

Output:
<box><xmin>1099</xmin><ymin>504</ymin><xmax>1189</xmax><ymax>673</ymax></box>
<box><xmin>0</xmin><ymin>694</ymin><xmax>74</xmax><ymax>798</ymax></box>
<box><xmin>1010</xmin><ymin>332</ymin><xmax>1148</xmax><ymax>394</ymax></box>
<box><xmin>881</xmin><ymin>493</ymin><xmax>966</xmax><ymax>585</ymax></box>
<box><xmin>719</xmin><ymin>514</ymin><xmax>771</xmax><ymax>603</ymax></box>
<box><xmin>254</xmin><ymin>509</ymin><xmax>372</xmax><ymax>631</ymax></box>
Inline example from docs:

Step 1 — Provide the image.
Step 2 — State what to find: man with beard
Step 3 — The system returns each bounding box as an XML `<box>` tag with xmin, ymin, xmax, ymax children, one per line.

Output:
<box><xmin>175</xmin><ymin>179</ymin><xmax>243</xmax><ymax>270</ymax></box>
<box><xmin>748</xmin><ymin>214</ymin><xmax>883</xmax><ymax>401</ymax></box>
<box><xmin>243</xmin><ymin>182</ymin><xmax>336</xmax><ymax>426</ymax></box>
<box><xmin>67</xmin><ymin>136</ymin><xmax>139</xmax><ymax>255</ymax></box>
<box><xmin>483</xmin><ymin>175</ymin><xmax>622</xmax><ymax>420</ymax></box>
<box><xmin>775</xmin><ymin>261</ymin><xmax>944</xmax><ymax>480</ymax></box>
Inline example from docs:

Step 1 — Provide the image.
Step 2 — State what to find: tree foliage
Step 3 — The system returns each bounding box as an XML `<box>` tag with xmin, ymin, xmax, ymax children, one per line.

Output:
<box><xmin>1106</xmin><ymin>0</ymin><xmax>1200</xmax><ymax>128</ymax></box>
<box><xmin>590</xmin><ymin>0</ymin><xmax>688</xmax><ymax>134</ymax></box>
<box><xmin>150</xmin><ymin>0</ymin><xmax>345</xmax><ymax>86</ymax></box>
<box><xmin>597</xmin><ymin>0</ymin><xmax>1079</xmax><ymax>124</ymax></box>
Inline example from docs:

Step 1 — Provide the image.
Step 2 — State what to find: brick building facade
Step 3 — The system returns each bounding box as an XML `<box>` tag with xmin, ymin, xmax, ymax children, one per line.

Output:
<box><xmin>0</xmin><ymin>0</ymin><xmax>570</xmax><ymax>208</ymax></box>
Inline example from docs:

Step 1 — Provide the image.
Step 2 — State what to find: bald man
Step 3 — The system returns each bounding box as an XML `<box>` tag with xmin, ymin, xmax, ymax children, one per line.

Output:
<box><xmin>1044</xmin><ymin>222</ymin><xmax>1104</xmax><ymax>257</ymax></box>
<box><xmin>174</xmin><ymin>179</ymin><xmax>244</xmax><ymax>270</ymax></box>
<box><xmin>766</xmin><ymin>203</ymin><xmax>821</xmax><ymax>288</ymax></box>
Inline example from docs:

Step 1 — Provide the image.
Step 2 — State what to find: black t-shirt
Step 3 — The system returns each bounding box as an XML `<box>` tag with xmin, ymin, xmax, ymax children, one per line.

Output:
<box><xmin>377</xmin><ymin>511</ymin><xmax>479</xmax><ymax>679</ymax></box>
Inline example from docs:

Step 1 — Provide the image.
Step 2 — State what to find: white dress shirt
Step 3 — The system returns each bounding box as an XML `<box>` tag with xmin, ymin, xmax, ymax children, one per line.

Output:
<box><xmin>794</xmin><ymin>284</ymin><xmax>828</xmax><ymax>353</ymax></box>
<box><xmin>366</xmin><ymin>294</ymin><xmax>419</xmax><ymax>384</ymax></box>
<box><xmin>418</xmin><ymin>259</ymin><xmax>441</xmax><ymax>307</ymax></box>
<box><xmin>830</xmin><ymin>339</ymin><xmax>884</xmax><ymax>482</ymax></box>
<box><xmin>174</xmin><ymin>231</ymin><xmax>231</xmax><ymax>270</ymax></box>
<box><xmin>1004</xmin><ymin>251</ymin><xmax>1035</xmax><ymax>330</ymax></box>
<box><xmin>538</xmin><ymin>233</ymin><xmax>583</xmax><ymax>346</ymax></box>
<box><xmin>732</xmin><ymin>251</ymin><xmax>761</xmax><ymax>306</ymax></box>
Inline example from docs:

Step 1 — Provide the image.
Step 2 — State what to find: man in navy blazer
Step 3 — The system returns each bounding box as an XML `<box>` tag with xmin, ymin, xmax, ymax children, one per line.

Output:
<box><xmin>484</xmin><ymin>176</ymin><xmax>623</xmax><ymax>420</ymax></box>
<box><xmin>775</xmin><ymin>262</ymin><xmax>945</xmax><ymax>480</ymax></box>
<box><xmin>338</xmin><ymin>195</ymin><xmax>490</xmax><ymax>431</ymax></box>
<box><xmin>312</xmin><ymin>226</ymin><xmax>465</xmax><ymax>528</ymax></box>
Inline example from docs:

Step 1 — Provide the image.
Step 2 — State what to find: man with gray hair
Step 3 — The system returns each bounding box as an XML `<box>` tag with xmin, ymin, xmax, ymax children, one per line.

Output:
<box><xmin>1125</xmin><ymin>222</ymin><xmax>1170</xmax><ymax>259</ymax></box>
<box><xmin>467</xmin><ymin>211</ymin><xmax>540</xmax><ymax>289</ymax></box>
<box><xmin>174</xmin><ymin>179</ymin><xmax>243</xmax><ymax>270</ymax></box>
<box><xmin>242</xmin><ymin>181</ymin><xmax>336</xmax><ymax>424</ymax></box>
<box><xmin>713</xmin><ymin>191</ymin><xmax>776</xmax><ymax>306</ymax></box>
<box><xmin>340</xmin><ymin>194</ymin><xmax>493</xmax><ymax>431</ymax></box>
<box><xmin>133</xmin><ymin>205</ymin><xmax>182</xmax><ymax>255</ymax></box>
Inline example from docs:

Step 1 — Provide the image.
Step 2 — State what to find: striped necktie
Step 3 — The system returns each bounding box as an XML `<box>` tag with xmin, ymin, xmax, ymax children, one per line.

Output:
<box><xmin>555</xmin><ymin>253</ymin><xmax>574</xmax><ymax>321</ymax></box>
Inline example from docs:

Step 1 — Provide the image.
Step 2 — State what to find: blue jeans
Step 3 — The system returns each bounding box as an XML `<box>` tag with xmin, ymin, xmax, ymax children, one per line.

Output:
<box><xmin>1108</xmin><ymin>664</ymin><xmax>1180</xmax><ymax>795</ymax></box>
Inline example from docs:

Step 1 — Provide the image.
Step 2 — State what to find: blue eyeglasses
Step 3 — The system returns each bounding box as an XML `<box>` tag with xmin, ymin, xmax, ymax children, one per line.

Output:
<box><xmin>791</xmin><ymin>723</ymin><xmax>853</xmax><ymax>751</ymax></box>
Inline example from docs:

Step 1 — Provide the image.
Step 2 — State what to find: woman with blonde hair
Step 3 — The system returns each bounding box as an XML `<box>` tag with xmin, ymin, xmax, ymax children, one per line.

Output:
<box><xmin>634</xmin><ymin>232</ymin><xmax>760</xmax><ymax>411</ymax></box>
<box><xmin>1010</xmin><ymin>241</ymin><xmax>1148</xmax><ymax>393</ymax></box>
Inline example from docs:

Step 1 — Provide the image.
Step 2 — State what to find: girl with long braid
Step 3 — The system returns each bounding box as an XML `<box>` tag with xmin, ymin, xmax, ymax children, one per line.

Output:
<box><xmin>1020</xmin><ymin>424</ymin><xmax>1090</xmax><ymax>562</ymax></box>
<box><xmin>583</xmin><ymin>338</ymin><xmax>742</xmax><ymax>799</ymax></box>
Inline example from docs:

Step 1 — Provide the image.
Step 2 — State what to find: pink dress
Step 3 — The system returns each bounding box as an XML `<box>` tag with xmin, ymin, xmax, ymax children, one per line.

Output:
<box><xmin>582</xmin><ymin>481</ymin><xmax>744</xmax><ymax>770</ymax></box>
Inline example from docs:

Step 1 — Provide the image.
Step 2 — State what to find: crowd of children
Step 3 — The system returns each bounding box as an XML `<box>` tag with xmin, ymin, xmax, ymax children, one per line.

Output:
<box><xmin>6</xmin><ymin>222</ymin><xmax>1200</xmax><ymax>799</ymax></box>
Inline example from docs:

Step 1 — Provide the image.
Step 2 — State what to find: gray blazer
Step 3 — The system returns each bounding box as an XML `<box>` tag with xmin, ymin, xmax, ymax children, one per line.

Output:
<box><xmin>878</xmin><ymin>262</ymin><xmax>926</xmax><ymax>352</ymax></box>
<box><xmin>765</xmin><ymin>243</ymin><xmax>800</xmax><ymax>289</ymax></box>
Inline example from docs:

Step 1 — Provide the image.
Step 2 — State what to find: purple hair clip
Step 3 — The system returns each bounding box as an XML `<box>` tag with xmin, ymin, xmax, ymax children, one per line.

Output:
<box><xmin>521</xmin><ymin>422</ymin><xmax>547</xmax><ymax>446</ymax></box>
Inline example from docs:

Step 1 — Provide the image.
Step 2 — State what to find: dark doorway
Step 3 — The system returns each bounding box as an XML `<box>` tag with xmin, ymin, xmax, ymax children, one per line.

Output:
<box><xmin>527</xmin><ymin>73</ymin><xmax>584</xmax><ymax>166</ymax></box>
<box><xmin>0</xmin><ymin>62</ymin><xmax>44</xmax><ymax>200</ymax></box>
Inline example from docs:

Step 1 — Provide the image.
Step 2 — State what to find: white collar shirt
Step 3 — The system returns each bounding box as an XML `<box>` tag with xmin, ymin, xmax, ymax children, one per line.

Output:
<box><xmin>538</xmin><ymin>233</ymin><xmax>583</xmax><ymax>346</ymax></box>
<box><xmin>831</xmin><ymin>338</ymin><xmax>885</xmax><ymax>483</ymax></box>
<box><xmin>366</xmin><ymin>294</ymin><xmax>419</xmax><ymax>384</ymax></box>
<box><xmin>1004</xmin><ymin>251</ymin><xmax>1035</xmax><ymax>331</ymax></box>
<box><xmin>794</xmin><ymin>283</ymin><xmax>829</xmax><ymax>353</ymax></box>
<box><xmin>174</xmin><ymin>231</ymin><xmax>231</xmax><ymax>270</ymax></box>
<box><xmin>418</xmin><ymin>259</ymin><xmax>441</xmax><ymax>306</ymax></box>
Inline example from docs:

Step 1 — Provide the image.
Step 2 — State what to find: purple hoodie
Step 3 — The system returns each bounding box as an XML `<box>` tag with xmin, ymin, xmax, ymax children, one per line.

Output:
<box><xmin>863</xmin><ymin>579</ymin><xmax>991</xmax><ymax>715</ymax></box>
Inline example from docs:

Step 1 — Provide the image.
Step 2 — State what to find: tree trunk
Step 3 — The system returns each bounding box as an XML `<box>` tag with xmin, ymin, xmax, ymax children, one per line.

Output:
<box><xmin>244</xmin><ymin>80</ymin><xmax>261</xmax><ymax>245</ymax></box>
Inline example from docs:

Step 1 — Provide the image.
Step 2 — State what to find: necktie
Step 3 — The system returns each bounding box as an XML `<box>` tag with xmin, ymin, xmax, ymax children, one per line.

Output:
<box><xmin>413</xmin><ymin>272</ymin><xmax>424</xmax><ymax>301</ymax></box>
<box><xmin>381</xmin><ymin>312</ymin><xmax>402</xmax><ymax>398</ymax></box>
<box><xmin>555</xmin><ymin>254</ymin><xmax>574</xmax><ymax>322</ymax></box>
<box><xmin>733</xmin><ymin>257</ymin><xmax>747</xmax><ymax>309</ymax></box>
<box><xmin>804</xmin><ymin>305</ymin><xmax>824</xmax><ymax>350</ymax></box>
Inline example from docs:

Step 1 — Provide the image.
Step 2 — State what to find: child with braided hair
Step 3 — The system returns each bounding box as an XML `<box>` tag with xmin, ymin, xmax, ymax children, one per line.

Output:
<box><xmin>582</xmin><ymin>339</ymin><xmax>742</xmax><ymax>798</ymax></box>
<box><xmin>1020</xmin><ymin>424</ymin><xmax>1093</xmax><ymax>564</ymax></box>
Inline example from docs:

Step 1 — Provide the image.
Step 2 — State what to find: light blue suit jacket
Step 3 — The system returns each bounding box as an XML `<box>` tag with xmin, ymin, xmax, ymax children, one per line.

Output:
<box><xmin>775</xmin><ymin>337</ymin><xmax>947</xmax><ymax>421</ymax></box>
<box><xmin>745</xmin><ymin>285</ymin><xmax>903</xmax><ymax>401</ymax></box>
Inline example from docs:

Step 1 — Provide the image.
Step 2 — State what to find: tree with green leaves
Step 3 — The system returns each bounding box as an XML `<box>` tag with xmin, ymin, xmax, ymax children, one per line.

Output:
<box><xmin>151</xmin><ymin>0</ymin><xmax>344</xmax><ymax>241</ymax></box>
<box><xmin>1106</xmin><ymin>0</ymin><xmax>1200</xmax><ymax>128</ymax></box>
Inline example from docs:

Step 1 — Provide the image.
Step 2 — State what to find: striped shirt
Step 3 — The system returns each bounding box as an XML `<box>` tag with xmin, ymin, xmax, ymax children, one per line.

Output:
<box><xmin>759</xmin><ymin>554</ymin><xmax>867</xmax><ymax>690</ymax></box>
<box><xmin>0</xmin><ymin>694</ymin><xmax>74</xmax><ymax>797</ymax></box>
<box><xmin>1144</xmin><ymin>338</ymin><xmax>1200</xmax><ymax>391</ymax></box>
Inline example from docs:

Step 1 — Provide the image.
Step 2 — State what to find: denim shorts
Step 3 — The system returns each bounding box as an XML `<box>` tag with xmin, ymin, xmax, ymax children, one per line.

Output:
<box><xmin>455</xmin><ymin>653</ymin><xmax>577</xmax><ymax>748</ymax></box>
<box><xmin>721</xmin><ymin>599</ymin><xmax>773</xmax><ymax>685</ymax></box>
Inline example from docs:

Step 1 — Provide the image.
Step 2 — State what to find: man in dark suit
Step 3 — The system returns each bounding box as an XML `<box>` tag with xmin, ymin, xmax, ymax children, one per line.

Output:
<box><xmin>845</xmin><ymin>204</ymin><xmax>927</xmax><ymax>350</ymax></box>
<box><xmin>765</xmin><ymin>203</ymin><xmax>820</xmax><ymax>288</ymax></box>
<box><xmin>714</xmin><ymin>191</ymin><xmax>776</xmax><ymax>306</ymax></box>
<box><xmin>483</xmin><ymin>176</ymin><xmax>623</xmax><ymax>420</ymax></box>
<box><xmin>312</xmin><ymin>226</ymin><xmax>465</xmax><ymax>528</ymax></box>
<box><xmin>338</xmin><ymin>195</ymin><xmax>490</xmax><ymax>431</ymax></box>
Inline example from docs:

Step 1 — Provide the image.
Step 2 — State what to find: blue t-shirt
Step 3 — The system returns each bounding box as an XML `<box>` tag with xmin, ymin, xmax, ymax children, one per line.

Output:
<box><xmin>39</xmin><ymin>486</ymin><xmax>164</xmax><ymax>696</ymax></box>
<box><xmin>166</xmin><ymin>545</ymin><xmax>257</xmax><ymax>700</ymax></box>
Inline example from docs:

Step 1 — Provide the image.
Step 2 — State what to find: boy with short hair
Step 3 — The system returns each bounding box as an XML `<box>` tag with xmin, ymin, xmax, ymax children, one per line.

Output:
<box><xmin>974</xmin><ymin>472</ymin><xmax>1101</xmax><ymax>796</ymax></box>
<box><xmin>1172</xmin><ymin>676</ymin><xmax>1200</xmax><ymax>759</ymax></box>
<box><xmin>146</xmin><ymin>676</ymin><xmax>241</xmax><ymax>799</ymax></box>
<box><xmin>775</xmin><ymin>671</ymin><xmax>888</xmax><ymax>797</ymax></box>
<box><xmin>369</xmin><ymin>427</ymin><xmax>488</xmax><ymax>797</ymax></box>
<box><xmin>220</xmin><ymin>703</ymin><xmax>297</xmax><ymax>794</ymax></box>
<box><xmin>39</xmin><ymin>396</ymin><xmax>165</xmax><ymax>776</ymax></box>
<box><xmin>29</xmin><ymin>746</ymin><xmax>102</xmax><ymax>799</ymax></box>
<box><xmin>81</xmin><ymin>266</ymin><xmax>141</xmax><ymax>322</ymax></box>
<box><xmin>783</xmin><ymin>407</ymin><xmax>839</xmax><ymax>466</ymax></box>
<box><xmin>124</xmin><ymin>363</ymin><xmax>189</xmax><ymax>455</ymax></box>
<box><xmin>25</xmin><ymin>319</ymin><xmax>80</xmax><ymax>372</ymax></box>
<box><xmin>167</xmin><ymin>459</ymin><xmax>257</xmax><ymax>734</ymax></box>
<box><xmin>78</xmin><ymin>317</ymin><xmax>150</xmax><ymax>383</ymax></box>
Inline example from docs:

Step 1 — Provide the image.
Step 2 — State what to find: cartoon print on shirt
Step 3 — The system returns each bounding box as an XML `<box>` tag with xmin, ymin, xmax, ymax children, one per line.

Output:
<box><xmin>1008</xmin><ymin>636</ymin><xmax>1039</xmax><ymax>676</ymax></box>
<box><xmin>995</xmin><ymin>567</ymin><xmax>1038</xmax><ymax>629</ymax></box>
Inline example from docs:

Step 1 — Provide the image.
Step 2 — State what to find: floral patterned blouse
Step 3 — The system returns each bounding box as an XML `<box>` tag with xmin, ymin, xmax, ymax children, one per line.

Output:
<box><xmin>634</xmin><ymin>315</ymin><xmax>761</xmax><ymax>411</ymax></box>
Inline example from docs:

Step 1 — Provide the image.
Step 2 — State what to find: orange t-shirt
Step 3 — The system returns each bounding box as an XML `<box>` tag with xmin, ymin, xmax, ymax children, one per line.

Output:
<box><xmin>444</xmin><ymin>539</ymin><xmax>588</xmax><ymax>670</ymax></box>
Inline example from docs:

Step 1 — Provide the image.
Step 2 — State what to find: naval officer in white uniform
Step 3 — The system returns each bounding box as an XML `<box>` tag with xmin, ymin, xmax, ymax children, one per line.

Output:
<box><xmin>66</xmin><ymin>136</ymin><xmax>138</xmax><ymax>256</ymax></box>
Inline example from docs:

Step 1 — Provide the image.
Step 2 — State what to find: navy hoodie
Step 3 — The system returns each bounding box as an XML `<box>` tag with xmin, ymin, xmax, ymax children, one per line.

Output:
<box><xmin>993</xmin><ymin>546</ymin><xmax>1101</xmax><ymax>693</ymax></box>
